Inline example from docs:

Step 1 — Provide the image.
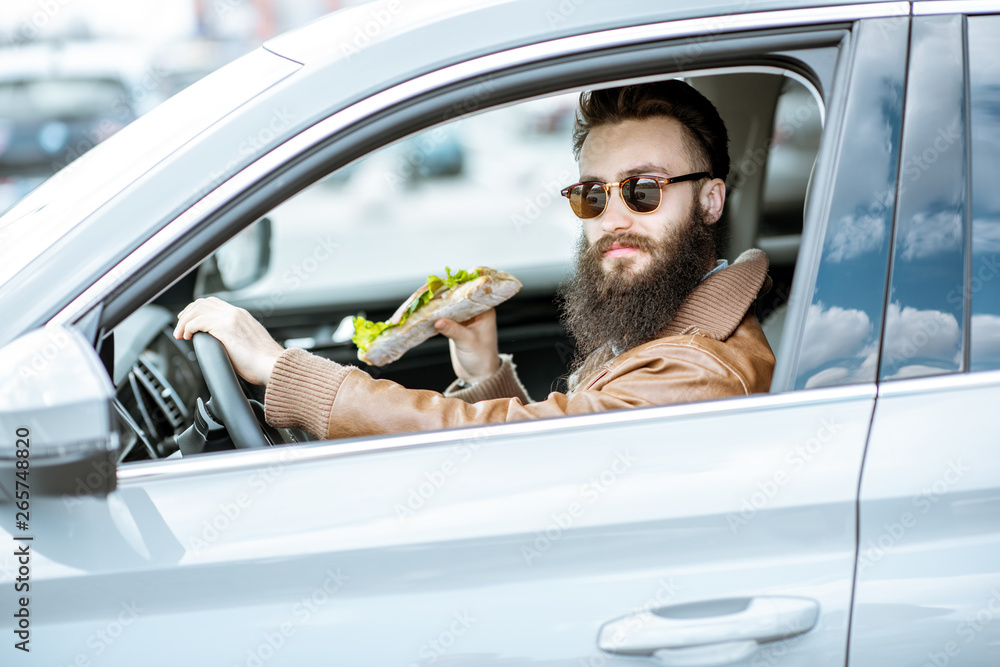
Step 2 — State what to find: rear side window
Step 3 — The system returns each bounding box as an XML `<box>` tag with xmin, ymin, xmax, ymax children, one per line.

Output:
<box><xmin>878</xmin><ymin>15</ymin><xmax>967</xmax><ymax>382</ymax></box>
<box><xmin>968</xmin><ymin>15</ymin><xmax>1000</xmax><ymax>371</ymax></box>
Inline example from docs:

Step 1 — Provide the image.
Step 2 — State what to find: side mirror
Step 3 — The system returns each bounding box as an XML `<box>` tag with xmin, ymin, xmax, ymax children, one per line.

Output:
<box><xmin>0</xmin><ymin>327</ymin><xmax>117</xmax><ymax>499</ymax></box>
<box><xmin>196</xmin><ymin>216</ymin><xmax>272</xmax><ymax>294</ymax></box>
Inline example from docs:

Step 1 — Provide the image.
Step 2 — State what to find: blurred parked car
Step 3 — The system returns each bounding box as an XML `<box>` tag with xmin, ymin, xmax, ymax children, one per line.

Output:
<box><xmin>0</xmin><ymin>41</ymin><xmax>164</xmax><ymax>213</ymax></box>
<box><xmin>1</xmin><ymin>1</ymin><xmax>999</xmax><ymax>665</ymax></box>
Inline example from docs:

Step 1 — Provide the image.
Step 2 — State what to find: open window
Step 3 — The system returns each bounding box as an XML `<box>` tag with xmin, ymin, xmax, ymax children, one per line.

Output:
<box><xmin>104</xmin><ymin>62</ymin><xmax>826</xmax><ymax>463</ymax></box>
<box><xmin>196</xmin><ymin>71</ymin><xmax>821</xmax><ymax>394</ymax></box>
<box><xmin>97</xmin><ymin>19</ymin><xmax>843</xmax><ymax>460</ymax></box>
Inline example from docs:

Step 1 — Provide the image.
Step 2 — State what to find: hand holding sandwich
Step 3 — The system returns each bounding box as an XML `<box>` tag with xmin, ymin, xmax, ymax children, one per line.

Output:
<box><xmin>434</xmin><ymin>310</ymin><xmax>501</xmax><ymax>385</ymax></box>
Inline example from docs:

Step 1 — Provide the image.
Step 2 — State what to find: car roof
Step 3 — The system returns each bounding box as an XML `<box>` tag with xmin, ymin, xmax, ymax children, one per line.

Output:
<box><xmin>264</xmin><ymin>0</ymin><xmax>906</xmax><ymax>66</ymax></box>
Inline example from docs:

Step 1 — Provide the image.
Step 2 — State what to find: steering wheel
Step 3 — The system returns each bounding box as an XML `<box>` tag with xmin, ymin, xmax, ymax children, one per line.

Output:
<box><xmin>192</xmin><ymin>332</ymin><xmax>269</xmax><ymax>449</ymax></box>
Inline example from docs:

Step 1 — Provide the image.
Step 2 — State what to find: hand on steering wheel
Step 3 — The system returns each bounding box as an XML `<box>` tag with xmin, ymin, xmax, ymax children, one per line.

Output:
<box><xmin>174</xmin><ymin>297</ymin><xmax>284</xmax><ymax>385</ymax></box>
<box><xmin>175</xmin><ymin>298</ymin><xmax>286</xmax><ymax>449</ymax></box>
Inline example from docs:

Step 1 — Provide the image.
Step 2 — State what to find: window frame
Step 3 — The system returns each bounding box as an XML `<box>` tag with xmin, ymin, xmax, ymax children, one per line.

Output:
<box><xmin>85</xmin><ymin>28</ymin><xmax>845</xmax><ymax>353</ymax></box>
<box><xmin>52</xmin><ymin>18</ymin><xmax>884</xmax><ymax>470</ymax></box>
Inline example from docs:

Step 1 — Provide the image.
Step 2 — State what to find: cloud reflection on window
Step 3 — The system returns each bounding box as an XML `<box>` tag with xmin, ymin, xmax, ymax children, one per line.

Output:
<box><xmin>799</xmin><ymin>301</ymin><xmax>876</xmax><ymax>388</ymax></box>
<box><xmin>901</xmin><ymin>209</ymin><xmax>963</xmax><ymax>261</ymax></box>
<box><xmin>971</xmin><ymin>314</ymin><xmax>1000</xmax><ymax>369</ymax></box>
<box><xmin>798</xmin><ymin>301</ymin><xmax>963</xmax><ymax>387</ymax></box>
<box><xmin>824</xmin><ymin>211</ymin><xmax>887</xmax><ymax>263</ymax></box>
<box><xmin>972</xmin><ymin>217</ymin><xmax>1000</xmax><ymax>253</ymax></box>
<box><xmin>881</xmin><ymin>302</ymin><xmax>961</xmax><ymax>379</ymax></box>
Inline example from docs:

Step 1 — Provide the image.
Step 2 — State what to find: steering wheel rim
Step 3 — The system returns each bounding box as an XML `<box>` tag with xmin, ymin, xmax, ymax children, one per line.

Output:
<box><xmin>192</xmin><ymin>332</ymin><xmax>269</xmax><ymax>449</ymax></box>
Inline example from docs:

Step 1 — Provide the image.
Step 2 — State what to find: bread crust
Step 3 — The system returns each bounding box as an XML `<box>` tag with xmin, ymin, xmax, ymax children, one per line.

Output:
<box><xmin>358</xmin><ymin>267</ymin><xmax>521</xmax><ymax>367</ymax></box>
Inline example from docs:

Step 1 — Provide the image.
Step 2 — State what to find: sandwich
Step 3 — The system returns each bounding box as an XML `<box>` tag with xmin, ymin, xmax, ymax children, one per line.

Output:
<box><xmin>352</xmin><ymin>266</ymin><xmax>522</xmax><ymax>367</ymax></box>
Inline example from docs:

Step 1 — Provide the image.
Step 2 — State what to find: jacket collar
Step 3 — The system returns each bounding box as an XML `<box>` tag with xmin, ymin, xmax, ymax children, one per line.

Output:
<box><xmin>660</xmin><ymin>248</ymin><xmax>771</xmax><ymax>341</ymax></box>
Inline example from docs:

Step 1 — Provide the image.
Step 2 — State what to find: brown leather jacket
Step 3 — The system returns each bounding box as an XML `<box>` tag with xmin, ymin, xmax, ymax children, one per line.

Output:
<box><xmin>265</xmin><ymin>249</ymin><xmax>775</xmax><ymax>440</ymax></box>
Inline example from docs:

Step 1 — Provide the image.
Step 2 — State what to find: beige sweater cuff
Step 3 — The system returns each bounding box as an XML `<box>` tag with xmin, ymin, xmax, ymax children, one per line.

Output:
<box><xmin>264</xmin><ymin>348</ymin><xmax>352</xmax><ymax>438</ymax></box>
<box><xmin>443</xmin><ymin>354</ymin><xmax>533</xmax><ymax>404</ymax></box>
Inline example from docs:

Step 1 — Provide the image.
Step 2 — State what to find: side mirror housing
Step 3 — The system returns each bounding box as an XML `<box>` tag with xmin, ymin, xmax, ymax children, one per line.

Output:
<box><xmin>196</xmin><ymin>216</ymin><xmax>272</xmax><ymax>294</ymax></box>
<box><xmin>0</xmin><ymin>327</ymin><xmax>117</xmax><ymax>499</ymax></box>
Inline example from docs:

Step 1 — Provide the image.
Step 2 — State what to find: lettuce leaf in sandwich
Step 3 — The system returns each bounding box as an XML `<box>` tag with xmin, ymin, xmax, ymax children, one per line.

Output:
<box><xmin>352</xmin><ymin>267</ymin><xmax>480</xmax><ymax>352</ymax></box>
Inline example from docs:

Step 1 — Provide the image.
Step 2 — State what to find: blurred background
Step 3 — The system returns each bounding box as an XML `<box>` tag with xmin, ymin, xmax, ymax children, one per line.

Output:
<box><xmin>0</xmin><ymin>0</ymin><xmax>371</xmax><ymax>213</ymax></box>
<box><xmin>0</xmin><ymin>0</ymin><xmax>820</xmax><ymax>259</ymax></box>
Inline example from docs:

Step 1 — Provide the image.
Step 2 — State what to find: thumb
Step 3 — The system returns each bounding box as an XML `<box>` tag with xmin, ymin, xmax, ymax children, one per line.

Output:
<box><xmin>435</xmin><ymin>318</ymin><xmax>466</xmax><ymax>342</ymax></box>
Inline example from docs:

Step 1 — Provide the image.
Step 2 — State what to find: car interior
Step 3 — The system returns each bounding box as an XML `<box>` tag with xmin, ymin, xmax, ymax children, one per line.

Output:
<box><xmin>105</xmin><ymin>67</ymin><xmax>823</xmax><ymax>463</ymax></box>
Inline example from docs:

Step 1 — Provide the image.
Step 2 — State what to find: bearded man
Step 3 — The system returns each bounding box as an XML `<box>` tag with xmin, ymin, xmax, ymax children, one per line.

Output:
<box><xmin>174</xmin><ymin>80</ymin><xmax>775</xmax><ymax>440</ymax></box>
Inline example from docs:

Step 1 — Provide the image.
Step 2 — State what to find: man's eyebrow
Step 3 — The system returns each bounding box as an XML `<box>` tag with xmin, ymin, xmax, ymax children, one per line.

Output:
<box><xmin>617</xmin><ymin>164</ymin><xmax>674</xmax><ymax>180</ymax></box>
<box><xmin>578</xmin><ymin>164</ymin><xmax>676</xmax><ymax>182</ymax></box>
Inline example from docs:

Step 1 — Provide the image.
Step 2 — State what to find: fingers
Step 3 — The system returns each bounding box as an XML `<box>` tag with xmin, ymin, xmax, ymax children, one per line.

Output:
<box><xmin>173</xmin><ymin>297</ymin><xmax>234</xmax><ymax>340</ymax></box>
<box><xmin>176</xmin><ymin>315</ymin><xmax>207</xmax><ymax>341</ymax></box>
<box><xmin>173</xmin><ymin>298</ymin><xmax>284</xmax><ymax>385</ymax></box>
<box><xmin>435</xmin><ymin>310</ymin><xmax>495</xmax><ymax>342</ymax></box>
<box><xmin>434</xmin><ymin>318</ymin><xmax>467</xmax><ymax>343</ymax></box>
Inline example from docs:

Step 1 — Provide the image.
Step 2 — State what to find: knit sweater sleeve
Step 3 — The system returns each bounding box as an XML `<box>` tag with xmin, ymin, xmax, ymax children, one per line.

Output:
<box><xmin>264</xmin><ymin>349</ymin><xmax>533</xmax><ymax>434</ymax></box>
<box><xmin>442</xmin><ymin>354</ymin><xmax>533</xmax><ymax>404</ymax></box>
<box><xmin>264</xmin><ymin>348</ymin><xmax>350</xmax><ymax>437</ymax></box>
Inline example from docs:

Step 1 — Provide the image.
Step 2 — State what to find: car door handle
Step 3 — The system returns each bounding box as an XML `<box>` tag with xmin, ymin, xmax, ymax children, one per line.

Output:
<box><xmin>598</xmin><ymin>596</ymin><xmax>819</xmax><ymax>666</ymax></box>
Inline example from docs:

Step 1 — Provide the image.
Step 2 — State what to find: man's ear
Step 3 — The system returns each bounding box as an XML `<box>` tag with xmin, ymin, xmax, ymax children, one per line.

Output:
<box><xmin>699</xmin><ymin>178</ymin><xmax>727</xmax><ymax>224</ymax></box>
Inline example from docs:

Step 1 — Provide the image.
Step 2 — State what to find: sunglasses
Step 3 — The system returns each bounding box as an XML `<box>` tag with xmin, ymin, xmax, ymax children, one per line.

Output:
<box><xmin>560</xmin><ymin>172</ymin><xmax>712</xmax><ymax>219</ymax></box>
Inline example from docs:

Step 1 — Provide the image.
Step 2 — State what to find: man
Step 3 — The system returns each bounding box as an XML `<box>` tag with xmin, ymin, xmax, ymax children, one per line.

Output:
<box><xmin>174</xmin><ymin>80</ymin><xmax>774</xmax><ymax>440</ymax></box>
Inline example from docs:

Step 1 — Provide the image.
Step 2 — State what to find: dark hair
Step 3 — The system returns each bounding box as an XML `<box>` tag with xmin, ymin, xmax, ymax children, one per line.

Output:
<box><xmin>571</xmin><ymin>80</ymin><xmax>730</xmax><ymax>183</ymax></box>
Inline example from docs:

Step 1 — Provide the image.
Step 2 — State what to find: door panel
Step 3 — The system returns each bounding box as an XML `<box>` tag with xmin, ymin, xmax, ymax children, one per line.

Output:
<box><xmin>849</xmin><ymin>375</ymin><xmax>1000</xmax><ymax>666</ymax></box>
<box><xmin>20</xmin><ymin>389</ymin><xmax>873</xmax><ymax>666</ymax></box>
<box><xmin>849</xmin><ymin>14</ymin><xmax>1000</xmax><ymax>667</ymax></box>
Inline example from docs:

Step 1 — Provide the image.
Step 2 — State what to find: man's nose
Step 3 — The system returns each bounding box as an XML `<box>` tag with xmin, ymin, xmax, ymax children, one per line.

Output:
<box><xmin>599</xmin><ymin>188</ymin><xmax>634</xmax><ymax>234</ymax></box>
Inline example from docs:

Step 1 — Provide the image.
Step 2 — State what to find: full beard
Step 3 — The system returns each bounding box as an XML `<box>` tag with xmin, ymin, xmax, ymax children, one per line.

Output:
<box><xmin>557</xmin><ymin>204</ymin><xmax>717</xmax><ymax>389</ymax></box>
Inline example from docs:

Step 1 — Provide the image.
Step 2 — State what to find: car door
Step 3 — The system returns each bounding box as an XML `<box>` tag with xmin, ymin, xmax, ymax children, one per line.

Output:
<box><xmin>849</xmin><ymin>9</ymin><xmax>1000</xmax><ymax>666</ymax></box>
<box><xmin>1</xmin><ymin>9</ymin><xmax>908</xmax><ymax>667</ymax></box>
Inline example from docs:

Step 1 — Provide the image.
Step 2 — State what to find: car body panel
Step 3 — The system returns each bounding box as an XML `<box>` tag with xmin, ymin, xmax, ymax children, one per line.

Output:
<box><xmin>849</xmin><ymin>12</ymin><xmax>1000</xmax><ymax>666</ymax></box>
<box><xmin>13</xmin><ymin>384</ymin><xmax>872</xmax><ymax>666</ymax></box>
<box><xmin>850</xmin><ymin>373</ymin><xmax>1000</xmax><ymax>666</ymax></box>
<box><xmin>265</xmin><ymin>0</ymin><xmax>908</xmax><ymax>67</ymax></box>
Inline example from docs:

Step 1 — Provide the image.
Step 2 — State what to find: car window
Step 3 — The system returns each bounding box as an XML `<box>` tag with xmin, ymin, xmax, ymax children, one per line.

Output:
<box><xmin>198</xmin><ymin>72</ymin><xmax>820</xmax><ymax>395</ymax></box>
<box><xmin>878</xmin><ymin>15</ymin><xmax>967</xmax><ymax>382</ymax></box>
<box><xmin>968</xmin><ymin>15</ymin><xmax>1000</xmax><ymax>372</ymax></box>
<box><xmin>195</xmin><ymin>94</ymin><xmax>583</xmax><ymax>400</ymax></box>
<box><xmin>791</xmin><ymin>21</ymin><xmax>906</xmax><ymax>390</ymax></box>
<box><xmin>114</xmin><ymin>67</ymin><xmax>829</xmax><ymax>463</ymax></box>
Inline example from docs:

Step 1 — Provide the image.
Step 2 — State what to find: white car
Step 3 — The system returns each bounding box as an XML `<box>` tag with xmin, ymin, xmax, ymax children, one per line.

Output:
<box><xmin>1</xmin><ymin>1</ymin><xmax>999</xmax><ymax>665</ymax></box>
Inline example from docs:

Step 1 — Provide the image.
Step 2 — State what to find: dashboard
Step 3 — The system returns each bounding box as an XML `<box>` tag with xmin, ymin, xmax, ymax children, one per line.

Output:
<box><xmin>111</xmin><ymin>306</ymin><xmax>205</xmax><ymax>462</ymax></box>
<box><xmin>110</xmin><ymin>305</ymin><xmax>315</xmax><ymax>460</ymax></box>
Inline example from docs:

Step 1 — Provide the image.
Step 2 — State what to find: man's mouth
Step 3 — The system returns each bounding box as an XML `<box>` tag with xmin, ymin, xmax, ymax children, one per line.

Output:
<box><xmin>605</xmin><ymin>242</ymin><xmax>641</xmax><ymax>259</ymax></box>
